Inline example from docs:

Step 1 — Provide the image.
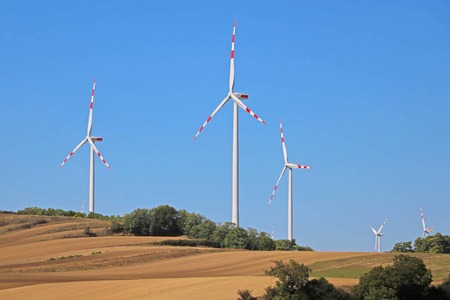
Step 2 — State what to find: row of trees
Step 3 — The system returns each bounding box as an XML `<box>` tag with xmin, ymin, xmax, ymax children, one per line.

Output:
<box><xmin>17</xmin><ymin>206</ymin><xmax>314</xmax><ymax>251</ymax></box>
<box><xmin>391</xmin><ymin>233</ymin><xmax>450</xmax><ymax>254</ymax></box>
<box><xmin>241</xmin><ymin>255</ymin><xmax>450</xmax><ymax>300</ymax></box>
<box><xmin>120</xmin><ymin>207</ymin><xmax>313</xmax><ymax>251</ymax></box>
<box><xmin>17</xmin><ymin>206</ymin><xmax>122</xmax><ymax>221</ymax></box>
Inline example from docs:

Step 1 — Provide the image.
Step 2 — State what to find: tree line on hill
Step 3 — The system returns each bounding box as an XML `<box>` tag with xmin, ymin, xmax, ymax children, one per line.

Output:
<box><xmin>239</xmin><ymin>255</ymin><xmax>450</xmax><ymax>300</ymax></box>
<box><xmin>391</xmin><ymin>233</ymin><xmax>450</xmax><ymax>254</ymax></box>
<box><xmin>16</xmin><ymin>206</ymin><xmax>313</xmax><ymax>251</ymax></box>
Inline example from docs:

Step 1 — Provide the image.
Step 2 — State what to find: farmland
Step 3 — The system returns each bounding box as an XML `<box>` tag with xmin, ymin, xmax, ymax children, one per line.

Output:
<box><xmin>0</xmin><ymin>214</ymin><xmax>448</xmax><ymax>299</ymax></box>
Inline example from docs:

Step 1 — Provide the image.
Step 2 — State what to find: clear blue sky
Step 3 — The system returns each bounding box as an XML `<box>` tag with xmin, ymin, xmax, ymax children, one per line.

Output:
<box><xmin>1</xmin><ymin>1</ymin><xmax>449</xmax><ymax>251</ymax></box>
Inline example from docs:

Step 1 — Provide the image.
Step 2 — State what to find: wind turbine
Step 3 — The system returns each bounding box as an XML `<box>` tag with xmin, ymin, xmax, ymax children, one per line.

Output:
<box><xmin>268</xmin><ymin>120</ymin><xmax>312</xmax><ymax>241</ymax></box>
<box><xmin>193</xmin><ymin>21</ymin><xmax>266</xmax><ymax>227</ymax></box>
<box><xmin>60</xmin><ymin>78</ymin><xmax>111</xmax><ymax>213</ymax></box>
<box><xmin>421</xmin><ymin>207</ymin><xmax>434</xmax><ymax>238</ymax></box>
<box><xmin>370</xmin><ymin>218</ymin><xmax>388</xmax><ymax>252</ymax></box>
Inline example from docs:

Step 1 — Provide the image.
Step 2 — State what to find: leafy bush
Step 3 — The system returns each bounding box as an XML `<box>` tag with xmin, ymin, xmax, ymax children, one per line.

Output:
<box><xmin>391</xmin><ymin>241</ymin><xmax>414</xmax><ymax>253</ymax></box>
<box><xmin>392</xmin><ymin>233</ymin><xmax>450</xmax><ymax>254</ymax></box>
<box><xmin>108</xmin><ymin>219</ymin><xmax>123</xmax><ymax>233</ymax></box>
<box><xmin>123</xmin><ymin>208</ymin><xmax>151</xmax><ymax>235</ymax></box>
<box><xmin>149</xmin><ymin>205</ymin><xmax>181</xmax><ymax>236</ymax></box>
<box><xmin>415</xmin><ymin>233</ymin><xmax>450</xmax><ymax>254</ymax></box>
<box><xmin>264</xmin><ymin>259</ymin><xmax>351</xmax><ymax>299</ymax></box>
<box><xmin>275</xmin><ymin>239</ymin><xmax>314</xmax><ymax>251</ymax></box>
<box><xmin>236</xmin><ymin>289</ymin><xmax>256</xmax><ymax>300</ymax></box>
<box><xmin>353</xmin><ymin>254</ymin><xmax>432</xmax><ymax>300</ymax></box>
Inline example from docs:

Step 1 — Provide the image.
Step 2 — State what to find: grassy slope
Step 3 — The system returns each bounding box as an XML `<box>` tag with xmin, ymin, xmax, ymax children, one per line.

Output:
<box><xmin>309</xmin><ymin>253</ymin><xmax>450</xmax><ymax>281</ymax></box>
<box><xmin>0</xmin><ymin>214</ymin><xmax>448</xmax><ymax>299</ymax></box>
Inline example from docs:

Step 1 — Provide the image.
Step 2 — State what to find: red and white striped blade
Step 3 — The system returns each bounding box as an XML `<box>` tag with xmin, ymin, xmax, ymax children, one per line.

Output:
<box><xmin>87</xmin><ymin>78</ymin><xmax>96</xmax><ymax>136</ymax></box>
<box><xmin>280</xmin><ymin>120</ymin><xmax>288</xmax><ymax>163</ymax></box>
<box><xmin>286</xmin><ymin>163</ymin><xmax>312</xmax><ymax>169</ymax></box>
<box><xmin>426</xmin><ymin>226</ymin><xmax>435</xmax><ymax>232</ymax></box>
<box><xmin>370</xmin><ymin>225</ymin><xmax>377</xmax><ymax>235</ymax></box>
<box><xmin>268</xmin><ymin>166</ymin><xmax>287</xmax><ymax>207</ymax></box>
<box><xmin>378</xmin><ymin>218</ymin><xmax>388</xmax><ymax>233</ymax></box>
<box><xmin>87</xmin><ymin>138</ymin><xmax>111</xmax><ymax>169</ymax></box>
<box><xmin>193</xmin><ymin>95</ymin><xmax>231</xmax><ymax>141</ymax></box>
<box><xmin>229</xmin><ymin>20</ymin><xmax>236</xmax><ymax>92</ymax></box>
<box><xmin>420</xmin><ymin>207</ymin><xmax>426</xmax><ymax>230</ymax></box>
<box><xmin>230</xmin><ymin>93</ymin><xmax>266</xmax><ymax>124</ymax></box>
<box><xmin>59</xmin><ymin>138</ymin><xmax>88</xmax><ymax>168</ymax></box>
<box><xmin>296</xmin><ymin>164</ymin><xmax>312</xmax><ymax>169</ymax></box>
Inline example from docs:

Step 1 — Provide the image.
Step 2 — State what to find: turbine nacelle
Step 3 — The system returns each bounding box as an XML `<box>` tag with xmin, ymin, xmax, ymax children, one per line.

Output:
<box><xmin>233</xmin><ymin>93</ymin><xmax>248</xmax><ymax>100</ymax></box>
<box><xmin>90</xmin><ymin>136</ymin><xmax>103</xmax><ymax>142</ymax></box>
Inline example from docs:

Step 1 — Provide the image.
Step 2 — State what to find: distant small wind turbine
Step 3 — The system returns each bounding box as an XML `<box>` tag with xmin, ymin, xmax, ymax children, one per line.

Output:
<box><xmin>268</xmin><ymin>120</ymin><xmax>312</xmax><ymax>241</ymax></box>
<box><xmin>193</xmin><ymin>21</ymin><xmax>266</xmax><ymax>227</ymax></box>
<box><xmin>370</xmin><ymin>218</ymin><xmax>388</xmax><ymax>253</ymax></box>
<box><xmin>421</xmin><ymin>207</ymin><xmax>434</xmax><ymax>238</ymax></box>
<box><xmin>60</xmin><ymin>79</ymin><xmax>111</xmax><ymax>213</ymax></box>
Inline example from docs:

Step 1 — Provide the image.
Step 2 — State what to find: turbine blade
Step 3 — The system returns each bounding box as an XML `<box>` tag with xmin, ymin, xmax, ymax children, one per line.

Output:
<box><xmin>230</xmin><ymin>93</ymin><xmax>266</xmax><ymax>124</ymax></box>
<box><xmin>229</xmin><ymin>20</ymin><xmax>236</xmax><ymax>92</ymax></box>
<box><xmin>87</xmin><ymin>78</ymin><xmax>96</xmax><ymax>136</ymax></box>
<box><xmin>268</xmin><ymin>166</ymin><xmax>287</xmax><ymax>207</ymax></box>
<box><xmin>370</xmin><ymin>225</ymin><xmax>377</xmax><ymax>235</ymax></box>
<box><xmin>294</xmin><ymin>164</ymin><xmax>312</xmax><ymax>169</ymax></box>
<box><xmin>280</xmin><ymin>120</ymin><xmax>288</xmax><ymax>163</ymax></box>
<box><xmin>421</xmin><ymin>207</ymin><xmax>426</xmax><ymax>231</ymax></box>
<box><xmin>60</xmin><ymin>138</ymin><xmax>88</xmax><ymax>168</ymax></box>
<box><xmin>193</xmin><ymin>95</ymin><xmax>230</xmax><ymax>140</ymax></box>
<box><xmin>378</xmin><ymin>218</ymin><xmax>388</xmax><ymax>233</ymax></box>
<box><xmin>87</xmin><ymin>138</ymin><xmax>111</xmax><ymax>169</ymax></box>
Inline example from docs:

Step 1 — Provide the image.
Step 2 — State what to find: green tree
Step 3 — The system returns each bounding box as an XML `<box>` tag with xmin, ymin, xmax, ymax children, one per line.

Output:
<box><xmin>148</xmin><ymin>205</ymin><xmax>180</xmax><ymax>236</ymax></box>
<box><xmin>414</xmin><ymin>234</ymin><xmax>450</xmax><ymax>254</ymax></box>
<box><xmin>189</xmin><ymin>219</ymin><xmax>216</xmax><ymax>239</ymax></box>
<box><xmin>364</xmin><ymin>286</ymin><xmax>397</xmax><ymax>300</ymax></box>
<box><xmin>303</xmin><ymin>277</ymin><xmax>354</xmax><ymax>300</ymax></box>
<box><xmin>353</xmin><ymin>254</ymin><xmax>432</xmax><ymax>300</ymax></box>
<box><xmin>391</xmin><ymin>241</ymin><xmax>414</xmax><ymax>253</ymax></box>
<box><xmin>109</xmin><ymin>219</ymin><xmax>123</xmax><ymax>233</ymax></box>
<box><xmin>176</xmin><ymin>209</ymin><xmax>189</xmax><ymax>235</ymax></box>
<box><xmin>393</xmin><ymin>255</ymin><xmax>432</xmax><ymax>299</ymax></box>
<box><xmin>177</xmin><ymin>210</ymin><xmax>216</xmax><ymax>239</ymax></box>
<box><xmin>123</xmin><ymin>208</ymin><xmax>150</xmax><ymax>235</ymax></box>
<box><xmin>212</xmin><ymin>222</ymin><xmax>235</xmax><ymax>247</ymax></box>
<box><xmin>414</xmin><ymin>237</ymin><xmax>431</xmax><ymax>253</ymax></box>
<box><xmin>247</xmin><ymin>228</ymin><xmax>276</xmax><ymax>251</ymax></box>
<box><xmin>222</xmin><ymin>226</ymin><xmax>248</xmax><ymax>249</ymax></box>
<box><xmin>275</xmin><ymin>239</ymin><xmax>299</xmax><ymax>251</ymax></box>
<box><xmin>236</xmin><ymin>289</ymin><xmax>256</xmax><ymax>300</ymax></box>
<box><xmin>265</xmin><ymin>259</ymin><xmax>311</xmax><ymax>298</ymax></box>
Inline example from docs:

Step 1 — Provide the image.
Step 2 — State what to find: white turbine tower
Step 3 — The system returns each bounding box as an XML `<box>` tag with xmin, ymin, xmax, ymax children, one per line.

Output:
<box><xmin>370</xmin><ymin>218</ymin><xmax>388</xmax><ymax>253</ymax></box>
<box><xmin>421</xmin><ymin>207</ymin><xmax>434</xmax><ymax>238</ymax></box>
<box><xmin>268</xmin><ymin>120</ymin><xmax>312</xmax><ymax>241</ymax></box>
<box><xmin>60</xmin><ymin>78</ymin><xmax>111</xmax><ymax>213</ymax></box>
<box><xmin>193</xmin><ymin>21</ymin><xmax>266</xmax><ymax>227</ymax></box>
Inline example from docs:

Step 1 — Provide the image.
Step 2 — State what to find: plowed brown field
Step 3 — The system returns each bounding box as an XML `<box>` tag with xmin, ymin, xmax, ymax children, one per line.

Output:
<box><xmin>0</xmin><ymin>214</ymin><xmax>447</xmax><ymax>299</ymax></box>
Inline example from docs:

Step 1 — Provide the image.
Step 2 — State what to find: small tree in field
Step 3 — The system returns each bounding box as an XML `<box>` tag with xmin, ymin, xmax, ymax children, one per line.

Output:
<box><xmin>265</xmin><ymin>259</ymin><xmax>311</xmax><ymax>297</ymax></box>
<box><xmin>236</xmin><ymin>289</ymin><xmax>256</xmax><ymax>300</ymax></box>
<box><xmin>264</xmin><ymin>259</ymin><xmax>352</xmax><ymax>299</ymax></box>
<box><xmin>353</xmin><ymin>254</ymin><xmax>432</xmax><ymax>300</ymax></box>
<box><xmin>391</xmin><ymin>241</ymin><xmax>414</xmax><ymax>253</ymax></box>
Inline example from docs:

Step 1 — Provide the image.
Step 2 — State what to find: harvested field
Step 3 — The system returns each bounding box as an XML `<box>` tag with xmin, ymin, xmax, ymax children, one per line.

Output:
<box><xmin>0</xmin><ymin>214</ymin><xmax>448</xmax><ymax>299</ymax></box>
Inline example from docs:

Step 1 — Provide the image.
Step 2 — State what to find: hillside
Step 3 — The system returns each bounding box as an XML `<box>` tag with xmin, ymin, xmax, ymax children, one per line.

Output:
<box><xmin>0</xmin><ymin>214</ymin><xmax>449</xmax><ymax>299</ymax></box>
